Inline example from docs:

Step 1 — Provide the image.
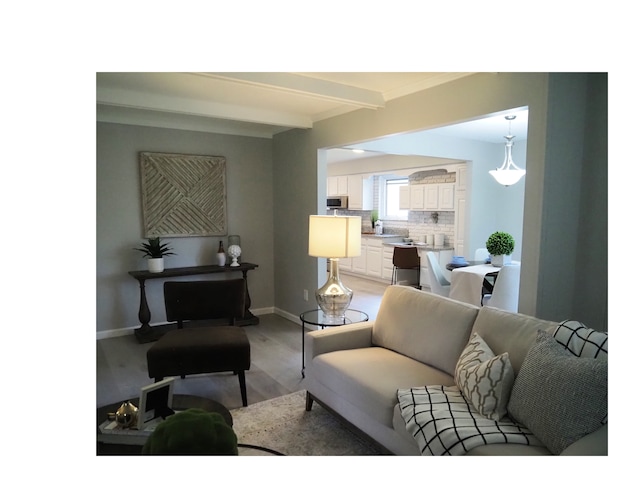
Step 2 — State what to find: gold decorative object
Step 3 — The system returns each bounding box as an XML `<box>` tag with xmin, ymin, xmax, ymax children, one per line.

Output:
<box><xmin>115</xmin><ymin>401</ymin><xmax>139</xmax><ymax>428</ymax></box>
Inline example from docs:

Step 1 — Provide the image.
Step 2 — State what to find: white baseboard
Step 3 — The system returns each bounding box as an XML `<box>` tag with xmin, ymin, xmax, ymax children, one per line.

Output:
<box><xmin>96</xmin><ymin>306</ymin><xmax>300</xmax><ymax>340</ymax></box>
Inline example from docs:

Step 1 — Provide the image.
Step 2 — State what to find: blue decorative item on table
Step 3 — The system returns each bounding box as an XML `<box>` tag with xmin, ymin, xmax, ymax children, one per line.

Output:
<box><xmin>451</xmin><ymin>256</ymin><xmax>469</xmax><ymax>267</ymax></box>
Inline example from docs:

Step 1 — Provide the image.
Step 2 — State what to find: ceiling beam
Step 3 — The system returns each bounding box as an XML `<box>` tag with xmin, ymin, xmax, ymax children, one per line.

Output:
<box><xmin>96</xmin><ymin>86</ymin><xmax>312</xmax><ymax>129</ymax></box>
<box><xmin>195</xmin><ymin>72</ymin><xmax>386</xmax><ymax>109</ymax></box>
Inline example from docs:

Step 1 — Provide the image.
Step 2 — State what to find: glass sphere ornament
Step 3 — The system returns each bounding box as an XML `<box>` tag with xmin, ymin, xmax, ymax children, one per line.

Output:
<box><xmin>228</xmin><ymin>244</ymin><xmax>242</xmax><ymax>267</ymax></box>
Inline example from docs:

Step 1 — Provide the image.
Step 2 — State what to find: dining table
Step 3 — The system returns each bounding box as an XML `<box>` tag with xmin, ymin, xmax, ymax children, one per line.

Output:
<box><xmin>449</xmin><ymin>263</ymin><xmax>501</xmax><ymax>307</ymax></box>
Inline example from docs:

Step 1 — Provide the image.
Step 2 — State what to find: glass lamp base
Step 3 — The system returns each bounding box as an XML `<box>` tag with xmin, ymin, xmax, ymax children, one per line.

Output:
<box><xmin>315</xmin><ymin>258</ymin><xmax>352</xmax><ymax>319</ymax></box>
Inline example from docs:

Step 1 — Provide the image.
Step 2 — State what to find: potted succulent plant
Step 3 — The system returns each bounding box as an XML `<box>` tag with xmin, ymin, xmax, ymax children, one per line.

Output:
<box><xmin>135</xmin><ymin>237</ymin><xmax>175</xmax><ymax>273</ymax></box>
<box><xmin>371</xmin><ymin>210</ymin><xmax>378</xmax><ymax>230</ymax></box>
<box><xmin>485</xmin><ymin>231</ymin><xmax>515</xmax><ymax>267</ymax></box>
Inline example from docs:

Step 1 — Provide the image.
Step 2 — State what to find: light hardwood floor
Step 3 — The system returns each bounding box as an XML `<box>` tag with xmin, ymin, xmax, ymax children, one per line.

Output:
<box><xmin>96</xmin><ymin>274</ymin><xmax>389</xmax><ymax>410</ymax></box>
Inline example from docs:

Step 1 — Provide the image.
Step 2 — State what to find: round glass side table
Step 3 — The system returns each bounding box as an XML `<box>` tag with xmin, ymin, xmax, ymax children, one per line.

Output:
<box><xmin>299</xmin><ymin>309</ymin><xmax>369</xmax><ymax>377</ymax></box>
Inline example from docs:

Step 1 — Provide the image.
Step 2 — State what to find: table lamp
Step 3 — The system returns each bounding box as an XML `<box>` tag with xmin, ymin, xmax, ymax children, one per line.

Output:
<box><xmin>308</xmin><ymin>214</ymin><xmax>361</xmax><ymax>320</ymax></box>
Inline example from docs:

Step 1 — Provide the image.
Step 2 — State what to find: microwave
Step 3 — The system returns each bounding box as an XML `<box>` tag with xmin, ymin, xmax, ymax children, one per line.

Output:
<box><xmin>327</xmin><ymin>195</ymin><xmax>348</xmax><ymax>209</ymax></box>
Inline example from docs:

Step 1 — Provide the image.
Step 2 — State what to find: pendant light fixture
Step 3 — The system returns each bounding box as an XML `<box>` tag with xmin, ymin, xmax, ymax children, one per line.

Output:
<box><xmin>489</xmin><ymin>115</ymin><xmax>526</xmax><ymax>186</ymax></box>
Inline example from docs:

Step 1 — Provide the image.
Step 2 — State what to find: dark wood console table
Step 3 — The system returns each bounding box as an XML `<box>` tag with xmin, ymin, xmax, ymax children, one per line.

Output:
<box><xmin>128</xmin><ymin>263</ymin><xmax>259</xmax><ymax>343</ymax></box>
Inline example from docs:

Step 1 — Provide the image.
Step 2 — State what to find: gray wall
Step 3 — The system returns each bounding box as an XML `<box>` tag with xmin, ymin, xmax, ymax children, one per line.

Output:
<box><xmin>272</xmin><ymin>72</ymin><xmax>607</xmax><ymax>331</ymax></box>
<box><xmin>97</xmin><ymin>123</ymin><xmax>274</xmax><ymax>336</ymax></box>
<box><xmin>96</xmin><ymin>72</ymin><xmax>607</xmax><ymax>335</ymax></box>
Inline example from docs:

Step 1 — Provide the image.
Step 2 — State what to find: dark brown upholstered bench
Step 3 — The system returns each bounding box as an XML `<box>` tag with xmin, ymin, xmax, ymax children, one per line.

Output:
<box><xmin>146</xmin><ymin>279</ymin><xmax>251</xmax><ymax>406</ymax></box>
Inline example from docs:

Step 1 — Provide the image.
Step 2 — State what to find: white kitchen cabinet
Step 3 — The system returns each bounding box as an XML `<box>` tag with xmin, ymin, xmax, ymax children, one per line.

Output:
<box><xmin>410</xmin><ymin>183</ymin><xmax>455</xmax><ymax>211</ymax></box>
<box><xmin>382</xmin><ymin>246</ymin><xmax>395</xmax><ymax>280</ymax></box>
<box><xmin>345</xmin><ymin>236</ymin><xmax>403</xmax><ymax>282</ymax></box>
<box><xmin>351</xmin><ymin>240</ymin><xmax>367</xmax><ymax>275</ymax></box>
<box><xmin>398</xmin><ymin>185</ymin><xmax>410</xmax><ymax>210</ymax></box>
<box><xmin>439</xmin><ymin>183</ymin><xmax>455</xmax><ymax>210</ymax></box>
<box><xmin>366</xmin><ymin>240</ymin><xmax>383</xmax><ymax>277</ymax></box>
<box><xmin>456</xmin><ymin>165</ymin><xmax>467</xmax><ymax>191</ymax></box>
<box><xmin>339</xmin><ymin>256</ymin><xmax>352</xmax><ymax>272</ymax></box>
<box><xmin>410</xmin><ymin>185</ymin><xmax>425</xmax><ymax>210</ymax></box>
<box><xmin>347</xmin><ymin>174</ymin><xmax>373</xmax><ymax>210</ymax></box>
<box><xmin>328</xmin><ymin>175</ymin><xmax>372</xmax><ymax>209</ymax></box>
<box><xmin>454</xmin><ymin>196</ymin><xmax>466</xmax><ymax>256</ymax></box>
<box><xmin>453</xmin><ymin>165</ymin><xmax>467</xmax><ymax>256</ymax></box>
<box><xmin>327</xmin><ymin>175</ymin><xmax>349</xmax><ymax>196</ymax></box>
<box><xmin>424</xmin><ymin>184</ymin><xmax>439</xmax><ymax>210</ymax></box>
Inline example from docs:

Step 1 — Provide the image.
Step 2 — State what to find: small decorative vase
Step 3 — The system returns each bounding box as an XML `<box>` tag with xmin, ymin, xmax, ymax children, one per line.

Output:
<box><xmin>115</xmin><ymin>401</ymin><xmax>139</xmax><ymax>428</ymax></box>
<box><xmin>216</xmin><ymin>252</ymin><xmax>226</xmax><ymax>267</ymax></box>
<box><xmin>228</xmin><ymin>245</ymin><xmax>242</xmax><ymax>267</ymax></box>
<box><xmin>491</xmin><ymin>254</ymin><xmax>512</xmax><ymax>267</ymax></box>
<box><xmin>148</xmin><ymin>258</ymin><xmax>164</xmax><ymax>273</ymax></box>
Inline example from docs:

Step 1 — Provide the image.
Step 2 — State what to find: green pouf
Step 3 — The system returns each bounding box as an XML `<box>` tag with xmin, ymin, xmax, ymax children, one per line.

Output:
<box><xmin>142</xmin><ymin>408</ymin><xmax>238</xmax><ymax>455</ymax></box>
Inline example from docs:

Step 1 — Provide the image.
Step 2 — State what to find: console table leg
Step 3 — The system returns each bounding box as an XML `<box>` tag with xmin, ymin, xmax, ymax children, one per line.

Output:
<box><xmin>238</xmin><ymin>271</ymin><xmax>259</xmax><ymax>326</ymax></box>
<box><xmin>134</xmin><ymin>279</ymin><xmax>159</xmax><ymax>343</ymax></box>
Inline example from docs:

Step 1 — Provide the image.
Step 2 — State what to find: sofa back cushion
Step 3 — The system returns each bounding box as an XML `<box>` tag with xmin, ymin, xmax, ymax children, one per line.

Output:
<box><xmin>372</xmin><ymin>286</ymin><xmax>479</xmax><ymax>376</ymax></box>
<box><xmin>471</xmin><ymin>306</ymin><xmax>558</xmax><ymax>375</ymax></box>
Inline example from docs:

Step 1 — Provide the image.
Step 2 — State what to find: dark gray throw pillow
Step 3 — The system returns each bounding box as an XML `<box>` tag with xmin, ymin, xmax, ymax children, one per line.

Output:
<box><xmin>507</xmin><ymin>330</ymin><xmax>607</xmax><ymax>455</ymax></box>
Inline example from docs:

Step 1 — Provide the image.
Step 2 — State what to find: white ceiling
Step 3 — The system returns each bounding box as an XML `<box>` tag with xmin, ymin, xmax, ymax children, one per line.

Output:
<box><xmin>96</xmin><ymin>72</ymin><xmax>528</xmax><ymax>163</ymax></box>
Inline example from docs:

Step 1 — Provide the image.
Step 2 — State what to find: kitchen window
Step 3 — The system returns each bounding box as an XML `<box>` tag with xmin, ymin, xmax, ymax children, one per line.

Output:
<box><xmin>381</xmin><ymin>176</ymin><xmax>408</xmax><ymax>220</ymax></box>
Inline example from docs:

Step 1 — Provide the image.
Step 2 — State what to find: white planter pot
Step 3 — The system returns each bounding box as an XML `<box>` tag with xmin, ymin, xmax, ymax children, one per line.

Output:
<box><xmin>491</xmin><ymin>254</ymin><xmax>511</xmax><ymax>267</ymax></box>
<box><xmin>148</xmin><ymin>258</ymin><xmax>165</xmax><ymax>273</ymax></box>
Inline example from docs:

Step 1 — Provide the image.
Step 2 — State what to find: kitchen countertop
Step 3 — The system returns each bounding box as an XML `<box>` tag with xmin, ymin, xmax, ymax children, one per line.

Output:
<box><xmin>361</xmin><ymin>233</ymin><xmax>404</xmax><ymax>238</ymax></box>
<box><xmin>384</xmin><ymin>242</ymin><xmax>454</xmax><ymax>251</ymax></box>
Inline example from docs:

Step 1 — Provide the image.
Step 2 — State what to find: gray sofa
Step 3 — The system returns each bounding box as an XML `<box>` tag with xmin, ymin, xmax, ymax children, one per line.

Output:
<box><xmin>303</xmin><ymin>285</ymin><xmax>607</xmax><ymax>455</ymax></box>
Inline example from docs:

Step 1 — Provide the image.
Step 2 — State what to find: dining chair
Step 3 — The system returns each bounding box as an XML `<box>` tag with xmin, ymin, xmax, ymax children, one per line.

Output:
<box><xmin>391</xmin><ymin>247</ymin><xmax>421</xmax><ymax>289</ymax></box>
<box><xmin>426</xmin><ymin>251</ymin><xmax>451</xmax><ymax>297</ymax></box>
<box><xmin>482</xmin><ymin>263</ymin><xmax>521</xmax><ymax>312</ymax></box>
<box><xmin>146</xmin><ymin>278</ymin><xmax>251</xmax><ymax>406</ymax></box>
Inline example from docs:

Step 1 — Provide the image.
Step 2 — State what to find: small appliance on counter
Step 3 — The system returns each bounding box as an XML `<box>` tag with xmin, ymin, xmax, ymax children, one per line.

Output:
<box><xmin>375</xmin><ymin>220</ymin><xmax>383</xmax><ymax>235</ymax></box>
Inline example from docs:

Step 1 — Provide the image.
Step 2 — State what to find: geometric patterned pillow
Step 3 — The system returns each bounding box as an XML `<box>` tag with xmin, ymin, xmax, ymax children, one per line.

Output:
<box><xmin>553</xmin><ymin>320</ymin><xmax>608</xmax><ymax>359</ymax></box>
<box><xmin>454</xmin><ymin>333</ymin><xmax>515</xmax><ymax>421</ymax></box>
<box><xmin>507</xmin><ymin>330</ymin><xmax>608</xmax><ymax>454</ymax></box>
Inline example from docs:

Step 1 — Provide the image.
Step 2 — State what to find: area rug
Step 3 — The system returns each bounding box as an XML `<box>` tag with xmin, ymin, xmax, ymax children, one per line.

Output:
<box><xmin>230</xmin><ymin>390</ymin><xmax>386</xmax><ymax>456</ymax></box>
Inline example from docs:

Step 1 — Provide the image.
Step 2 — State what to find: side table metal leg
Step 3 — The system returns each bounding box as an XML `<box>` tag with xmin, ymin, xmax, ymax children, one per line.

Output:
<box><xmin>301</xmin><ymin>322</ymin><xmax>305</xmax><ymax>378</ymax></box>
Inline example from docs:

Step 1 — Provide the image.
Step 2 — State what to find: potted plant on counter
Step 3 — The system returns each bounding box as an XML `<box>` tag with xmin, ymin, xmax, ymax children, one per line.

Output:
<box><xmin>370</xmin><ymin>210</ymin><xmax>378</xmax><ymax>230</ymax></box>
<box><xmin>486</xmin><ymin>231</ymin><xmax>514</xmax><ymax>267</ymax></box>
<box><xmin>135</xmin><ymin>237</ymin><xmax>175</xmax><ymax>273</ymax></box>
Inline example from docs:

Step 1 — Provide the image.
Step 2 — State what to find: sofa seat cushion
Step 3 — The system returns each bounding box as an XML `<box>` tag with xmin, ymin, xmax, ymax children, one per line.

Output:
<box><xmin>398</xmin><ymin>385</ymin><xmax>544</xmax><ymax>455</ymax></box>
<box><xmin>310</xmin><ymin>347</ymin><xmax>454</xmax><ymax>427</ymax></box>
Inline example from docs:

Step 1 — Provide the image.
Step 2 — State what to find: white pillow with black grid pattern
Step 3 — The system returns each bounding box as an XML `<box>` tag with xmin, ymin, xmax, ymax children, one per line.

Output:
<box><xmin>553</xmin><ymin>320</ymin><xmax>607</xmax><ymax>359</ymax></box>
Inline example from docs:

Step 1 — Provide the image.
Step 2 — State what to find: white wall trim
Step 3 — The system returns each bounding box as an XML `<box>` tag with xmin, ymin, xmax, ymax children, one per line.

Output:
<box><xmin>95</xmin><ymin>306</ymin><xmax>293</xmax><ymax>340</ymax></box>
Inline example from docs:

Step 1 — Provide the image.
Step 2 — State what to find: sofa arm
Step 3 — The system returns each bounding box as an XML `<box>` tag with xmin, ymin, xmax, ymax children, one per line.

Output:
<box><xmin>304</xmin><ymin>322</ymin><xmax>374</xmax><ymax>365</ymax></box>
<box><xmin>559</xmin><ymin>425</ymin><xmax>607</xmax><ymax>456</ymax></box>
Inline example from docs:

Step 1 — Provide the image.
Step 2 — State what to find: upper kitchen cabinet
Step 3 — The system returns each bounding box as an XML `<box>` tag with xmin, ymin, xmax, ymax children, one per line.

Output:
<box><xmin>327</xmin><ymin>174</ymin><xmax>373</xmax><ymax>210</ymax></box>
<box><xmin>399</xmin><ymin>185</ymin><xmax>410</xmax><ymax>210</ymax></box>
<box><xmin>407</xmin><ymin>183</ymin><xmax>455</xmax><ymax>211</ymax></box>
<box><xmin>347</xmin><ymin>174</ymin><xmax>373</xmax><ymax>210</ymax></box>
<box><xmin>327</xmin><ymin>175</ymin><xmax>349</xmax><ymax>196</ymax></box>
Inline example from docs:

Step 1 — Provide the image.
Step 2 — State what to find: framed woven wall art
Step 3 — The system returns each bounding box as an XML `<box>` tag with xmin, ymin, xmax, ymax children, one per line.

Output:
<box><xmin>139</xmin><ymin>152</ymin><xmax>227</xmax><ymax>237</ymax></box>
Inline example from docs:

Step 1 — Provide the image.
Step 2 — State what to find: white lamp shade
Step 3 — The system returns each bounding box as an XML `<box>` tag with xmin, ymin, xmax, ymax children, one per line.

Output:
<box><xmin>309</xmin><ymin>215</ymin><xmax>361</xmax><ymax>258</ymax></box>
